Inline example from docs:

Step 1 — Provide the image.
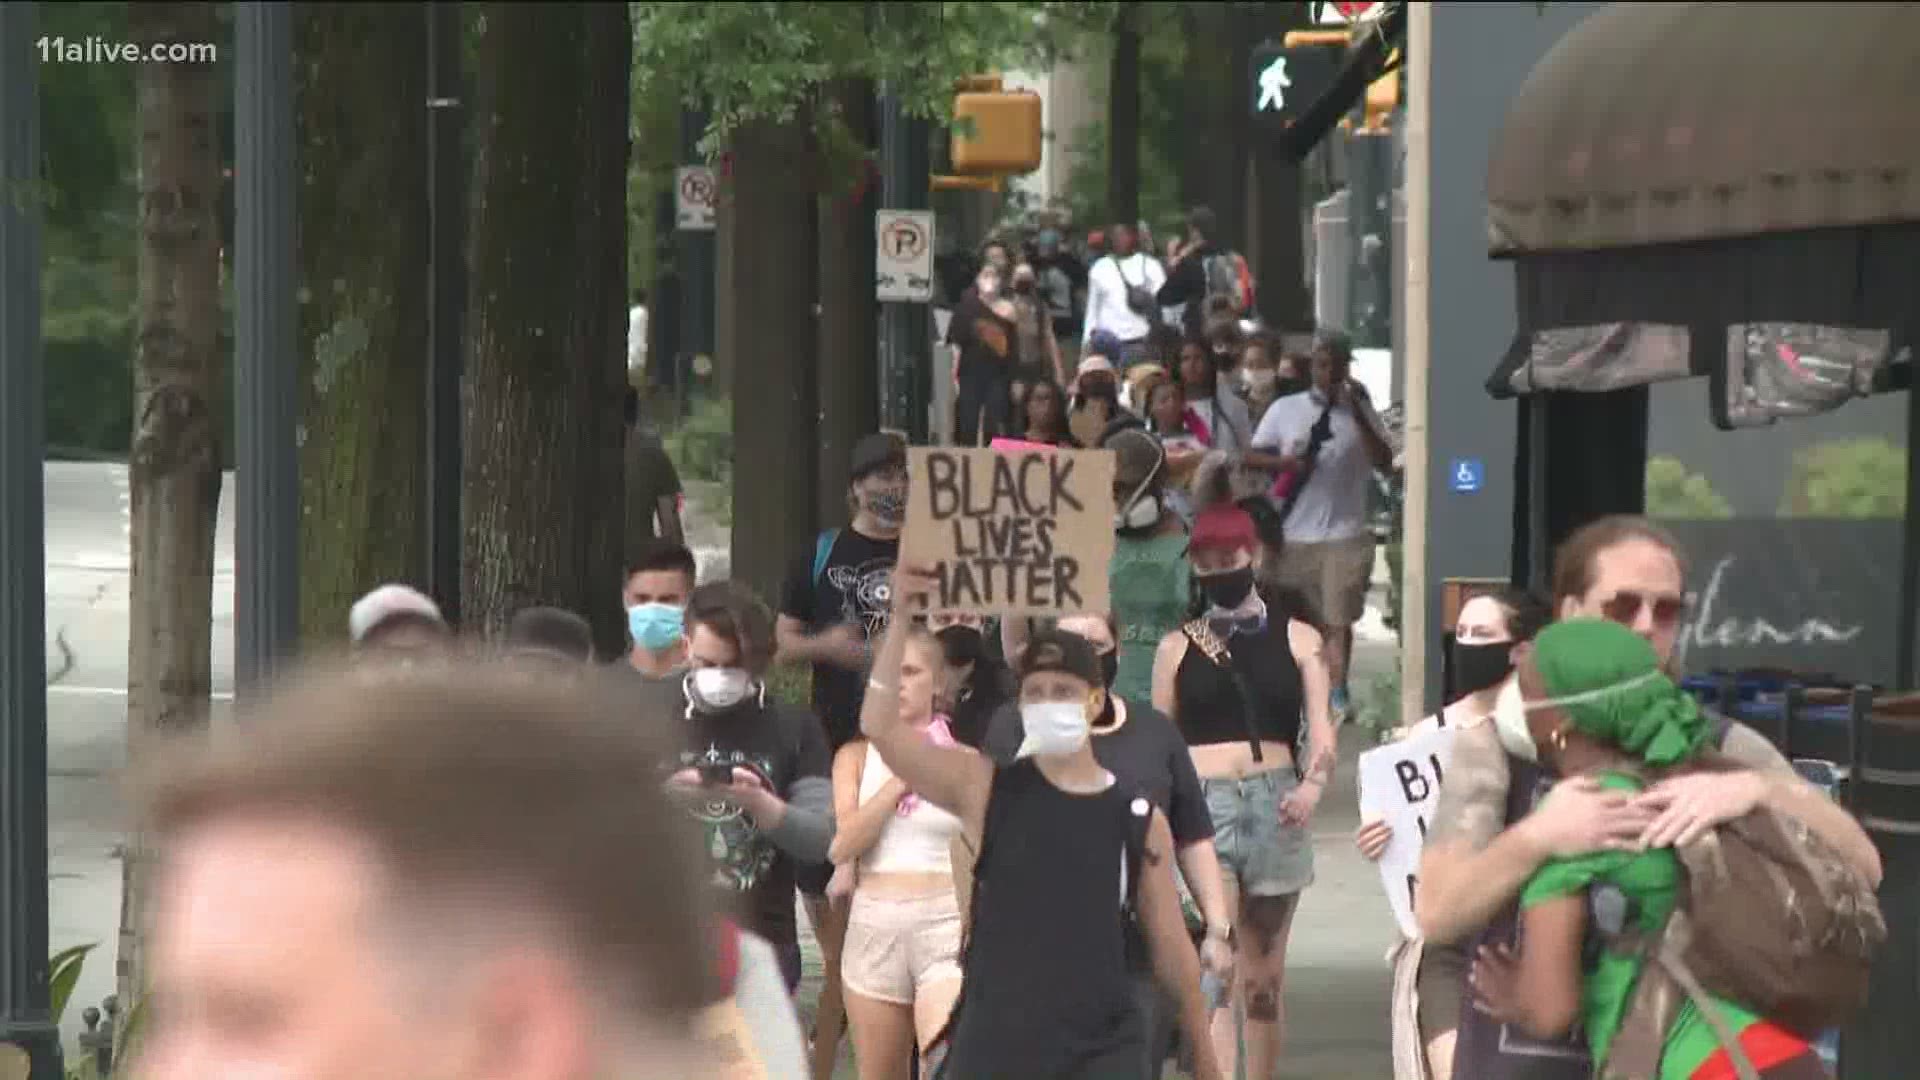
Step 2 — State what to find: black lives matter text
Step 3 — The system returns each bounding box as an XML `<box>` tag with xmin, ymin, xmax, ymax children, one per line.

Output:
<box><xmin>924</xmin><ymin>451</ymin><xmax>1086</xmax><ymax>610</ymax></box>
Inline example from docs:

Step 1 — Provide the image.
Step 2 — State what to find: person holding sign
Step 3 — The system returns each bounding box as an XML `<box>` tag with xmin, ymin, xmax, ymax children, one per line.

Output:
<box><xmin>1353</xmin><ymin>587</ymin><xmax>1550</xmax><ymax>1080</ymax></box>
<box><xmin>863</xmin><ymin>568</ymin><xmax>1223</xmax><ymax>1080</ymax></box>
<box><xmin>1149</xmin><ymin>463</ymin><xmax>1337</xmax><ymax>1080</ymax></box>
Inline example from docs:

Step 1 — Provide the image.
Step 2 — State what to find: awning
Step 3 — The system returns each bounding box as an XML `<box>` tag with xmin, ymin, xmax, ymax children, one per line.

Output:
<box><xmin>1486</xmin><ymin>4</ymin><xmax>1920</xmax><ymax>256</ymax></box>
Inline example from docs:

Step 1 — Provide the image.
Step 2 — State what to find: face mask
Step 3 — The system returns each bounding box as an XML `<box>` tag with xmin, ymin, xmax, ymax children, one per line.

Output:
<box><xmin>1099</xmin><ymin>651</ymin><xmax>1119</xmax><ymax>689</ymax></box>
<box><xmin>937</xmin><ymin>625</ymin><xmax>986</xmax><ymax>667</ymax></box>
<box><xmin>1490</xmin><ymin>678</ymin><xmax>1538</xmax><ymax>762</ymax></box>
<box><xmin>1116</xmin><ymin>490</ymin><xmax>1160</xmax><ymax>533</ymax></box>
<box><xmin>1199</xmin><ymin>567</ymin><xmax>1256</xmax><ymax>610</ymax></box>
<box><xmin>686</xmin><ymin>667</ymin><xmax>756</xmax><ymax>713</ymax></box>
<box><xmin>1243</xmin><ymin>369</ymin><xmax>1277</xmax><ymax>391</ymax></box>
<box><xmin>1275</xmin><ymin>375</ymin><xmax>1311</xmax><ymax>399</ymax></box>
<box><xmin>864</xmin><ymin>489</ymin><xmax>907</xmax><ymax>527</ymax></box>
<box><xmin>627</xmin><ymin>602</ymin><xmax>684</xmax><ymax>652</ymax></box>
<box><xmin>1452</xmin><ymin>640</ymin><xmax>1513</xmax><ymax>696</ymax></box>
<box><xmin>1013</xmin><ymin>278</ymin><xmax>1035</xmax><ymax>294</ymax></box>
<box><xmin>1015</xmin><ymin>700</ymin><xmax>1092</xmax><ymax>759</ymax></box>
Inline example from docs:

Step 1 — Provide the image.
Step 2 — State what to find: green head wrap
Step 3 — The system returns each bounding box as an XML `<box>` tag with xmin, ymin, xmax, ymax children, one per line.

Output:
<box><xmin>1529</xmin><ymin>618</ymin><xmax>1707</xmax><ymax>767</ymax></box>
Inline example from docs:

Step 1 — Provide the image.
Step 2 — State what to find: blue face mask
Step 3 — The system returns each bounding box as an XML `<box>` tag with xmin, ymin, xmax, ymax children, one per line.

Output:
<box><xmin>627</xmin><ymin>602</ymin><xmax>684</xmax><ymax>652</ymax></box>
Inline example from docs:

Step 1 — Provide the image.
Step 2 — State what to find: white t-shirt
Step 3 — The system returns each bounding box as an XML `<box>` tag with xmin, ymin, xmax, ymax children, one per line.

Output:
<box><xmin>1251</xmin><ymin>390</ymin><xmax>1379</xmax><ymax>544</ymax></box>
<box><xmin>1083</xmin><ymin>253</ymin><xmax>1166</xmax><ymax>346</ymax></box>
<box><xmin>627</xmin><ymin>304</ymin><xmax>648</xmax><ymax>376</ymax></box>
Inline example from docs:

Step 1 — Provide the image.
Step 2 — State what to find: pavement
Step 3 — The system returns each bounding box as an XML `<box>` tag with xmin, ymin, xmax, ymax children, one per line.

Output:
<box><xmin>38</xmin><ymin>462</ymin><xmax>1398</xmax><ymax>1075</ymax></box>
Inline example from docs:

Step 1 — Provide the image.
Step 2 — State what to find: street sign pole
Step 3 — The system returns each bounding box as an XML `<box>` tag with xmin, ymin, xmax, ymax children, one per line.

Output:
<box><xmin>234</xmin><ymin>4</ymin><xmax>300</xmax><ymax>695</ymax></box>
<box><xmin>0</xmin><ymin>5</ymin><xmax>61</xmax><ymax>1078</ymax></box>
<box><xmin>425</xmin><ymin>2</ymin><xmax>465</xmax><ymax>626</ymax></box>
<box><xmin>876</xmin><ymin>87</ymin><xmax>931</xmax><ymax>443</ymax></box>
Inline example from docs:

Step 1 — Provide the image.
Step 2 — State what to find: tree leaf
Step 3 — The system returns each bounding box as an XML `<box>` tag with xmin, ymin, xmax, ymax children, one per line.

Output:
<box><xmin>49</xmin><ymin>942</ymin><xmax>96</xmax><ymax>1024</ymax></box>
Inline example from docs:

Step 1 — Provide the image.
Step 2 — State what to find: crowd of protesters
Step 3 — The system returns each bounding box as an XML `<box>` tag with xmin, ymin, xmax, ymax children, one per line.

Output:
<box><xmin>125</xmin><ymin>209</ymin><xmax>1888</xmax><ymax>1079</ymax></box>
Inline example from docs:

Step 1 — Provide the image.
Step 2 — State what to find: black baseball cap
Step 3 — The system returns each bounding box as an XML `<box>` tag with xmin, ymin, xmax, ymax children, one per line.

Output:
<box><xmin>1017</xmin><ymin>628</ymin><xmax>1103</xmax><ymax>687</ymax></box>
<box><xmin>850</xmin><ymin>432</ymin><xmax>907</xmax><ymax>481</ymax></box>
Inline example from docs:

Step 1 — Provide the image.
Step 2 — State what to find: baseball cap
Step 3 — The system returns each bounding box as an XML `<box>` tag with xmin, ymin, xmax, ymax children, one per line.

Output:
<box><xmin>1017</xmin><ymin>628</ymin><xmax>1103</xmax><ymax>687</ymax></box>
<box><xmin>1076</xmin><ymin>355</ymin><xmax>1116</xmax><ymax>380</ymax></box>
<box><xmin>348</xmin><ymin>584</ymin><xmax>447</xmax><ymax>644</ymax></box>
<box><xmin>849</xmin><ymin>431</ymin><xmax>907</xmax><ymax>481</ymax></box>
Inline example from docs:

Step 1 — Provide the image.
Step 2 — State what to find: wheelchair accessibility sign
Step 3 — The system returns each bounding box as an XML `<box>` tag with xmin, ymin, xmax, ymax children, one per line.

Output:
<box><xmin>1449</xmin><ymin>458</ymin><xmax>1484</xmax><ymax>494</ymax></box>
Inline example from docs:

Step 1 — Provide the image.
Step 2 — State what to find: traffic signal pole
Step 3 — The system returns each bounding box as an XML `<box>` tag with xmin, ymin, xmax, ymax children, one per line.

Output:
<box><xmin>876</xmin><ymin>88</ymin><xmax>931</xmax><ymax>443</ymax></box>
<box><xmin>0</xmin><ymin>5</ymin><xmax>61</xmax><ymax>1078</ymax></box>
<box><xmin>233</xmin><ymin>4</ymin><xmax>300</xmax><ymax>694</ymax></box>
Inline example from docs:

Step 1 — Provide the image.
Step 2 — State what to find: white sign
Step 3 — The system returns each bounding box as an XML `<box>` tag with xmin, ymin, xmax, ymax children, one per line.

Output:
<box><xmin>875</xmin><ymin>209</ymin><xmax>935</xmax><ymax>303</ymax></box>
<box><xmin>1356</xmin><ymin>724</ymin><xmax>1458</xmax><ymax>940</ymax></box>
<box><xmin>1256</xmin><ymin>57</ymin><xmax>1292</xmax><ymax>113</ymax></box>
<box><xmin>675</xmin><ymin>165</ymin><xmax>717</xmax><ymax>231</ymax></box>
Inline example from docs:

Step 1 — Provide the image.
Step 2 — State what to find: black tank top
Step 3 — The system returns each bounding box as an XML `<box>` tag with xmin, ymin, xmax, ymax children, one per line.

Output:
<box><xmin>1172</xmin><ymin>616</ymin><xmax>1305</xmax><ymax>748</ymax></box>
<box><xmin>943</xmin><ymin>760</ymin><xmax>1145</xmax><ymax>1077</ymax></box>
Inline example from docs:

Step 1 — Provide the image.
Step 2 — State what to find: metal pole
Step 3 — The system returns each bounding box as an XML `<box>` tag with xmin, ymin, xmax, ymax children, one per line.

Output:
<box><xmin>1398</xmin><ymin>1</ymin><xmax>1431</xmax><ymax>727</ymax></box>
<box><xmin>0</xmin><ymin>5</ymin><xmax>61</xmax><ymax>1077</ymax></box>
<box><xmin>425</xmin><ymin>2</ymin><xmax>465</xmax><ymax>626</ymax></box>
<box><xmin>876</xmin><ymin>87</ymin><xmax>931</xmax><ymax>442</ymax></box>
<box><xmin>677</xmin><ymin>107</ymin><xmax>715</xmax><ymax>399</ymax></box>
<box><xmin>234</xmin><ymin>5</ymin><xmax>299</xmax><ymax>695</ymax></box>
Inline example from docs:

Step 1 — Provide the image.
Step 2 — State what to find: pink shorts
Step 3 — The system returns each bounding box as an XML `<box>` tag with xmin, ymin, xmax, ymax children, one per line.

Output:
<box><xmin>839</xmin><ymin>890</ymin><xmax>964</xmax><ymax>1006</ymax></box>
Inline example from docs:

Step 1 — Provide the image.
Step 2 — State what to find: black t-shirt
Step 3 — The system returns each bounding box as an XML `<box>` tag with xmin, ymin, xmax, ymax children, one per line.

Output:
<box><xmin>674</xmin><ymin>701</ymin><xmax>832</xmax><ymax>947</ymax></box>
<box><xmin>983</xmin><ymin>698</ymin><xmax>1214</xmax><ymax>846</ymax></box>
<box><xmin>946</xmin><ymin>661</ymin><xmax>1015</xmax><ymax>751</ymax></box>
<box><xmin>778</xmin><ymin>526</ymin><xmax>899</xmax><ymax>751</ymax></box>
<box><xmin>946</xmin><ymin>292</ymin><xmax>1020</xmax><ymax>380</ymax></box>
<box><xmin>624</xmin><ymin>425</ymin><xmax>682</xmax><ymax>556</ymax></box>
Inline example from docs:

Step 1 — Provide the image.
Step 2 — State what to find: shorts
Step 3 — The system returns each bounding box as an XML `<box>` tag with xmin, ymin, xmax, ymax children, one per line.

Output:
<box><xmin>1202</xmin><ymin>769</ymin><xmax>1315</xmax><ymax>897</ymax></box>
<box><xmin>1274</xmin><ymin>532</ymin><xmax>1375</xmax><ymax>628</ymax></box>
<box><xmin>840</xmin><ymin>890</ymin><xmax>965</xmax><ymax>1006</ymax></box>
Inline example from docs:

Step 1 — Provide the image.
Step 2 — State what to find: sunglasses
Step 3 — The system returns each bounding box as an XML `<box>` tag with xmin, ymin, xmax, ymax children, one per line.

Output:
<box><xmin>1598</xmin><ymin>590</ymin><xmax>1687</xmax><ymax>629</ymax></box>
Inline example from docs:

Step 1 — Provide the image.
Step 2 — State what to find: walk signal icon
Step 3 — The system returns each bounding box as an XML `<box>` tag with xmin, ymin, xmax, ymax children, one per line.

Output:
<box><xmin>1249</xmin><ymin>44</ymin><xmax>1337</xmax><ymax>132</ymax></box>
<box><xmin>1256</xmin><ymin>57</ymin><xmax>1292</xmax><ymax>112</ymax></box>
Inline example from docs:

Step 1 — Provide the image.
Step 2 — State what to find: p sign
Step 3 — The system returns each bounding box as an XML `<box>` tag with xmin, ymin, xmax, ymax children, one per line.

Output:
<box><xmin>1356</xmin><ymin>725</ymin><xmax>1458</xmax><ymax>939</ymax></box>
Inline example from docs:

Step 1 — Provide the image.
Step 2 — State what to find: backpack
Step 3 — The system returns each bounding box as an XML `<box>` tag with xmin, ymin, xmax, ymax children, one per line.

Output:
<box><xmin>1595</xmin><ymin>789</ymin><xmax>1884</xmax><ymax>1079</ymax></box>
<box><xmin>1203</xmin><ymin>251</ymin><xmax>1253</xmax><ymax>317</ymax></box>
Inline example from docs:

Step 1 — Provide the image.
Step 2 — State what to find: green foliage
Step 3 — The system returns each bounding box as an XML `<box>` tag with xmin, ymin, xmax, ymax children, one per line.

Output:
<box><xmin>1777</xmin><ymin>438</ymin><xmax>1907</xmax><ymax>519</ymax></box>
<box><xmin>663</xmin><ymin>393</ymin><xmax>734</xmax><ymax>489</ymax></box>
<box><xmin>766</xmin><ymin>661</ymin><xmax>814</xmax><ymax>708</ymax></box>
<box><xmin>1644</xmin><ymin>455</ymin><xmax>1734</xmax><ymax>520</ymax></box>
<box><xmin>631</xmin><ymin>2</ymin><xmax>1101</xmax><ymax>159</ymax></box>
<box><xmin>50</xmin><ymin>943</ymin><xmax>95</xmax><ymax>1024</ymax></box>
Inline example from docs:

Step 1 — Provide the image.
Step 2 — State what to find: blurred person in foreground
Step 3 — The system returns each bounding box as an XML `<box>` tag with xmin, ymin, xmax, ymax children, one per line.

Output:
<box><xmin>130</xmin><ymin>659</ymin><xmax>726</xmax><ymax>1080</ymax></box>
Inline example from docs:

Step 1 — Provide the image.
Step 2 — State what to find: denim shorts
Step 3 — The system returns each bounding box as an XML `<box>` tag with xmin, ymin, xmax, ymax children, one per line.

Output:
<box><xmin>1201</xmin><ymin>769</ymin><xmax>1315</xmax><ymax>897</ymax></box>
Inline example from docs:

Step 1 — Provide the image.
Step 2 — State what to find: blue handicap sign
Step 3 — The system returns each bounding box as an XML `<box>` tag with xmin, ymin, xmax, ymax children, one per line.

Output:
<box><xmin>1448</xmin><ymin>458</ymin><xmax>1485</xmax><ymax>494</ymax></box>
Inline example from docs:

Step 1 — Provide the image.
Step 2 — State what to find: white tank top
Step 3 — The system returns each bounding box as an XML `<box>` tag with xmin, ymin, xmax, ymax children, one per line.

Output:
<box><xmin>858</xmin><ymin>743</ymin><xmax>962</xmax><ymax>875</ymax></box>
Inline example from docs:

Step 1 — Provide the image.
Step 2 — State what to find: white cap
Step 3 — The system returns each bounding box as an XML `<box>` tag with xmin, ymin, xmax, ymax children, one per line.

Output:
<box><xmin>348</xmin><ymin>584</ymin><xmax>446</xmax><ymax>644</ymax></box>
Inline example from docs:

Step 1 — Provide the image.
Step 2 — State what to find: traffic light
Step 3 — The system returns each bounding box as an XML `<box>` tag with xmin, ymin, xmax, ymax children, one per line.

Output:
<box><xmin>1251</xmin><ymin>40</ymin><xmax>1340</xmax><ymax>136</ymax></box>
<box><xmin>949</xmin><ymin>74</ymin><xmax>1042</xmax><ymax>176</ymax></box>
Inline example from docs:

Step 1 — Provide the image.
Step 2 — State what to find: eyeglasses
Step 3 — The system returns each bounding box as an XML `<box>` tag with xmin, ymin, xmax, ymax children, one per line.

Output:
<box><xmin>1598</xmin><ymin>590</ymin><xmax>1687</xmax><ymax>629</ymax></box>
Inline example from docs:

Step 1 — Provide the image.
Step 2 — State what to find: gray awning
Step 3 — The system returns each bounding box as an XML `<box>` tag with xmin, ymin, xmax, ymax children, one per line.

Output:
<box><xmin>1487</xmin><ymin>3</ymin><xmax>1920</xmax><ymax>256</ymax></box>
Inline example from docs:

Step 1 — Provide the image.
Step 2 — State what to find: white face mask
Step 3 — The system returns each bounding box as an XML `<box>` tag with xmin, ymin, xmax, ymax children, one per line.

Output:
<box><xmin>686</xmin><ymin>667</ymin><xmax>755</xmax><ymax>712</ymax></box>
<box><xmin>1015</xmin><ymin>701</ymin><xmax>1092</xmax><ymax>759</ymax></box>
<box><xmin>1490</xmin><ymin>678</ymin><xmax>1538</xmax><ymax>762</ymax></box>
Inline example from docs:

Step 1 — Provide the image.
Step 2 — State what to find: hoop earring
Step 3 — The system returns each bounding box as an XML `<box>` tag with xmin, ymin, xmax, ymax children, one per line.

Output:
<box><xmin>1548</xmin><ymin>725</ymin><xmax>1570</xmax><ymax>754</ymax></box>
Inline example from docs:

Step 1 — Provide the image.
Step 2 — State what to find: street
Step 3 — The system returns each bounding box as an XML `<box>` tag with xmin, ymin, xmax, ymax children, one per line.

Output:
<box><xmin>41</xmin><ymin>463</ymin><xmax>1397</xmax><ymax>1075</ymax></box>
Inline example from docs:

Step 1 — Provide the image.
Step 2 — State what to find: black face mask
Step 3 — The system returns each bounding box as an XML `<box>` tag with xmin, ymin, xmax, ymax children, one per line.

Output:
<box><xmin>1275</xmin><ymin>375</ymin><xmax>1311</xmax><ymax>399</ymax></box>
<box><xmin>1452</xmin><ymin>640</ymin><xmax>1513</xmax><ymax>696</ymax></box>
<box><xmin>1199</xmin><ymin>567</ymin><xmax>1256</xmax><ymax>610</ymax></box>
<box><xmin>1099</xmin><ymin>650</ymin><xmax>1119</xmax><ymax>690</ymax></box>
<box><xmin>937</xmin><ymin>625</ymin><xmax>986</xmax><ymax>667</ymax></box>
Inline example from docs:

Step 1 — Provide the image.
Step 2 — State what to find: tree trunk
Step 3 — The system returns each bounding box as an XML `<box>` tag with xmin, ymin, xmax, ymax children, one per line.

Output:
<box><xmin>1106</xmin><ymin>3</ymin><xmax>1142</xmax><ymax>226</ymax></box>
<box><xmin>463</xmin><ymin>2</ymin><xmax>630</xmax><ymax>656</ymax></box>
<box><xmin>1176</xmin><ymin>5</ymin><xmax>1210</xmax><ymax>214</ymax></box>
<box><xmin>1252</xmin><ymin>139</ymin><xmax>1313</xmax><ymax>331</ymax></box>
<box><xmin>815</xmin><ymin>81</ymin><xmax>878</xmax><ymax>528</ymax></box>
<box><xmin>294</xmin><ymin>3</ymin><xmax>428</xmax><ymax>645</ymax></box>
<box><xmin>725</xmin><ymin>117</ymin><xmax>819</xmax><ymax>604</ymax></box>
<box><xmin>118</xmin><ymin>0</ymin><xmax>222</xmax><ymax>1042</ymax></box>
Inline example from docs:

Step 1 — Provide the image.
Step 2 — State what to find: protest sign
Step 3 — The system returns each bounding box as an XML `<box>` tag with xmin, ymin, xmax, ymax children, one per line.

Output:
<box><xmin>1356</xmin><ymin>724</ymin><xmax>1458</xmax><ymax>939</ymax></box>
<box><xmin>902</xmin><ymin>446</ymin><xmax>1114</xmax><ymax>616</ymax></box>
<box><xmin>988</xmin><ymin>437</ymin><xmax>1058</xmax><ymax>454</ymax></box>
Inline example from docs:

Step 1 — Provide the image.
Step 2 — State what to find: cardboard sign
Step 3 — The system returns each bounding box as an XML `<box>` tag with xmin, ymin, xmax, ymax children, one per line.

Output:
<box><xmin>1356</xmin><ymin>724</ymin><xmax>1458</xmax><ymax>939</ymax></box>
<box><xmin>902</xmin><ymin>446</ymin><xmax>1114</xmax><ymax>616</ymax></box>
